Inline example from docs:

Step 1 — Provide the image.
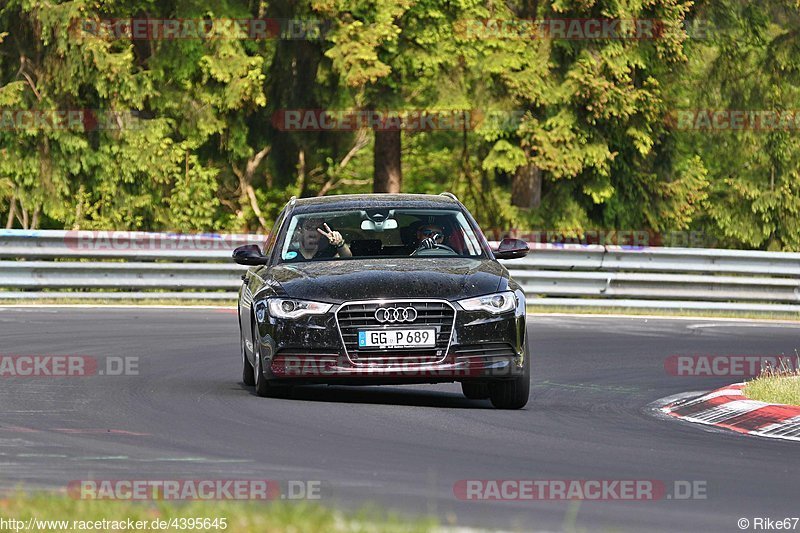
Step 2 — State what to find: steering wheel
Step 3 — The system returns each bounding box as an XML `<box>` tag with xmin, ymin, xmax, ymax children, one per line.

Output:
<box><xmin>411</xmin><ymin>243</ymin><xmax>458</xmax><ymax>256</ymax></box>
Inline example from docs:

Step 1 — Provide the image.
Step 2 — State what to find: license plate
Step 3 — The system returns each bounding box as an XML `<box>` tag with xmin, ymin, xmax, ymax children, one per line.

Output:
<box><xmin>358</xmin><ymin>329</ymin><xmax>436</xmax><ymax>348</ymax></box>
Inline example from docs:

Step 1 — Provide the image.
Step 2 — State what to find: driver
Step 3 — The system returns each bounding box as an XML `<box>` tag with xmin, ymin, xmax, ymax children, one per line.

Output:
<box><xmin>414</xmin><ymin>223</ymin><xmax>445</xmax><ymax>251</ymax></box>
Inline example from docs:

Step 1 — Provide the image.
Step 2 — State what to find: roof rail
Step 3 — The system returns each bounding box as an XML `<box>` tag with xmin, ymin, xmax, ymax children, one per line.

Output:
<box><xmin>439</xmin><ymin>192</ymin><xmax>459</xmax><ymax>201</ymax></box>
<box><xmin>287</xmin><ymin>196</ymin><xmax>297</xmax><ymax>207</ymax></box>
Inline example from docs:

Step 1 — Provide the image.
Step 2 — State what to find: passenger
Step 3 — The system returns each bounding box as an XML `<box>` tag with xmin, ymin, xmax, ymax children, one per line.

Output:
<box><xmin>294</xmin><ymin>218</ymin><xmax>352</xmax><ymax>260</ymax></box>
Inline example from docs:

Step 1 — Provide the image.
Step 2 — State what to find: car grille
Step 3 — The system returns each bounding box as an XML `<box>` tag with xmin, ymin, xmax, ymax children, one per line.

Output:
<box><xmin>336</xmin><ymin>300</ymin><xmax>455</xmax><ymax>366</ymax></box>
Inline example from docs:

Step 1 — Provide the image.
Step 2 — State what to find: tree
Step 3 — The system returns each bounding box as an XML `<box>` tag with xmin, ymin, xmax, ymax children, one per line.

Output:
<box><xmin>316</xmin><ymin>0</ymin><xmax>488</xmax><ymax>194</ymax></box>
<box><xmin>0</xmin><ymin>0</ymin><xmax>268</xmax><ymax>231</ymax></box>
<box><xmin>476</xmin><ymin>0</ymin><xmax>707</xmax><ymax>235</ymax></box>
<box><xmin>684</xmin><ymin>0</ymin><xmax>800</xmax><ymax>249</ymax></box>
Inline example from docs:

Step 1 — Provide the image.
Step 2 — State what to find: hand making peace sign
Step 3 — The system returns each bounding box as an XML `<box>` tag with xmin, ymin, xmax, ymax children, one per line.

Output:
<box><xmin>316</xmin><ymin>223</ymin><xmax>345</xmax><ymax>248</ymax></box>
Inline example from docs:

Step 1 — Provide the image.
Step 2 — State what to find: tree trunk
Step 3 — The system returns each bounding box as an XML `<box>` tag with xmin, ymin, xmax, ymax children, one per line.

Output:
<box><xmin>511</xmin><ymin>163</ymin><xmax>542</xmax><ymax>209</ymax></box>
<box><xmin>5</xmin><ymin>195</ymin><xmax>16</xmax><ymax>229</ymax></box>
<box><xmin>232</xmin><ymin>146</ymin><xmax>271</xmax><ymax>232</ymax></box>
<box><xmin>373</xmin><ymin>128</ymin><xmax>402</xmax><ymax>193</ymax></box>
<box><xmin>511</xmin><ymin>0</ymin><xmax>541</xmax><ymax>210</ymax></box>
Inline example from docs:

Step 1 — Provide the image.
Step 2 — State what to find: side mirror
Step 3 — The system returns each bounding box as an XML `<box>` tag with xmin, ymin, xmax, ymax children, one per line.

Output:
<box><xmin>493</xmin><ymin>238</ymin><xmax>529</xmax><ymax>260</ymax></box>
<box><xmin>232</xmin><ymin>244</ymin><xmax>268</xmax><ymax>266</ymax></box>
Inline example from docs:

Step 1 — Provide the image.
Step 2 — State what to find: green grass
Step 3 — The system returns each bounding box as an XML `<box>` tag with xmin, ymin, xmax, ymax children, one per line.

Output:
<box><xmin>744</xmin><ymin>351</ymin><xmax>800</xmax><ymax>405</ymax></box>
<box><xmin>744</xmin><ymin>376</ymin><xmax>800</xmax><ymax>405</ymax></box>
<box><xmin>744</xmin><ymin>370</ymin><xmax>800</xmax><ymax>406</ymax></box>
<box><xmin>0</xmin><ymin>492</ymin><xmax>438</xmax><ymax>532</ymax></box>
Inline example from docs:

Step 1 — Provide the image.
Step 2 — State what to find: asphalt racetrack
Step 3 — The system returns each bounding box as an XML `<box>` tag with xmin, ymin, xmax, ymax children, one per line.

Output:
<box><xmin>0</xmin><ymin>307</ymin><xmax>798</xmax><ymax>531</ymax></box>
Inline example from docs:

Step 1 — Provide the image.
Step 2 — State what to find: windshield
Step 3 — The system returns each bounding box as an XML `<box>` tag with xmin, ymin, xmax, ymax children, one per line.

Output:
<box><xmin>277</xmin><ymin>208</ymin><xmax>485</xmax><ymax>262</ymax></box>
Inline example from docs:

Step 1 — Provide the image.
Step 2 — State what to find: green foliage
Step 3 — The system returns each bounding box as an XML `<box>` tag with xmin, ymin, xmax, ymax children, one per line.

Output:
<box><xmin>0</xmin><ymin>0</ymin><xmax>797</xmax><ymax>250</ymax></box>
<box><xmin>0</xmin><ymin>0</ymin><xmax>268</xmax><ymax>231</ymax></box>
<box><xmin>685</xmin><ymin>0</ymin><xmax>800</xmax><ymax>249</ymax></box>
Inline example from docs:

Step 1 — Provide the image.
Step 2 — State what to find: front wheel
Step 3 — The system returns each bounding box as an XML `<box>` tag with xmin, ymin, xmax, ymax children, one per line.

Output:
<box><xmin>488</xmin><ymin>343</ymin><xmax>530</xmax><ymax>409</ymax></box>
<box><xmin>242</xmin><ymin>336</ymin><xmax>255</xmax><ymax>386</ymax></box>
<box><xmin>253</xmin><ymin>328</ymin><xmax>292</xmax><ymax>398</ymax></box>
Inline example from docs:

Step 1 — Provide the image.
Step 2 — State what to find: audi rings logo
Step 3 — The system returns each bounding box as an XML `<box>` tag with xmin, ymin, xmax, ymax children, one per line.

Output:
<box><xmin>374</xmin><ymin>306</ymin><xmax>418</xmax><ymax>324</ymax></box>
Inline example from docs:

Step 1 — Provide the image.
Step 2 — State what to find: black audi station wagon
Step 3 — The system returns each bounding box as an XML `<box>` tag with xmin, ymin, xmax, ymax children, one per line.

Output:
<box><xmin>233</xmin><ymin>193</ymin><xmax>531</xmax><ymax>409</ymax></box>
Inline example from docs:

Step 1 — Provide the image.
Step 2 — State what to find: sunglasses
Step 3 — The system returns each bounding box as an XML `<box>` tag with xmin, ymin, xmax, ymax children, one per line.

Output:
<box><xmin>419</xmin><ymin>228</ymin><xmax>442</xmax><ymax>236</ymax></box>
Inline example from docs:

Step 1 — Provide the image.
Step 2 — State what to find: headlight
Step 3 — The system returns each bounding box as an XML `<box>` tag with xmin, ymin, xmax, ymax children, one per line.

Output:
<box><xmin>458</xmin><ymin>291</ymin><xmax>516</xmax><ymax>314</ymax></box>
<box><xmin>267</xmin><ymin>298</ymin><xmax>332</xmax><ymax>319</ymax></box>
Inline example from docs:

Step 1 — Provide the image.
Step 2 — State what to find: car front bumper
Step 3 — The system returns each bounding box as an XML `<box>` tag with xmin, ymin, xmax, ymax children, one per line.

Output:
<box><xmin>253</xmin><ymin>296</ymin><xmax>527</xmax><ymax>385</ymax></box>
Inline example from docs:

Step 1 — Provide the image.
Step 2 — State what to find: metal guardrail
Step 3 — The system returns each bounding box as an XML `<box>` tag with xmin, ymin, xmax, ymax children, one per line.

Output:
<box><xmin>0</xmin><ymin>230</ymin><xmax>798</xmax><ymax>312</ymax></box>
<box><xmin>0</xmin><ymin>229</ymin><xmax>249</xmax><ymax>261</ymax></box>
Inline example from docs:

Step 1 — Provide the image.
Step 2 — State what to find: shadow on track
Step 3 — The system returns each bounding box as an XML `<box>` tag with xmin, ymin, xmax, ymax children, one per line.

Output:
<box><xmin>239</xmin><ymin>382</ymin><xmax>494</xmax><ymax>409</ymax></box>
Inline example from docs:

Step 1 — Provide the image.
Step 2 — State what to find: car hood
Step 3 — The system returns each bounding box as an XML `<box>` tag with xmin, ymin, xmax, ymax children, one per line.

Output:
<box><xmin>267</xmin><ymin>258</ymin><xmax>507</xmax><ymax>302</ymax></box>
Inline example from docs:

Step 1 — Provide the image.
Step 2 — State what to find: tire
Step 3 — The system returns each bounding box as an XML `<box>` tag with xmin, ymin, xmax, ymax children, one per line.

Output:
<box><xmin>461</xmin><ymin>382</ymin><xmax>490</xmax><ymax>400</ymax></box>
<box><xmin>252</xmin><ymin>325</ymin><xmax>291</xmax><ymax>398</ymax></box>
<box><xmin>488</xmin><ymin>336</ymin><xmax>530</xmax><ymax>409</ymax></box>
<box><xmin>253</xmin><ymin>341</ymin><xmax>271</xmax><ymax>397</ymax></box>
<box><xmin>242</xmin><ymin>336</ymin><xmax>255</xmax><ymax>386</ymax></box>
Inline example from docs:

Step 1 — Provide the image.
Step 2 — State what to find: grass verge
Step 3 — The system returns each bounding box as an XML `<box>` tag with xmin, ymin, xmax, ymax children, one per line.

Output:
<box><xmin>744</xmin><ymin>376</ymin><xmax>800</xmax><ymax>406</ymax></box>
<box><xmin>744</xmin><ymin>352</ymin><xmax>800</xmax><ymax>405</ymax></box>
<box><xmin>0</xmin><ymin>492</ymin><xmax>438</xmax><ymax>532</ymax></box>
